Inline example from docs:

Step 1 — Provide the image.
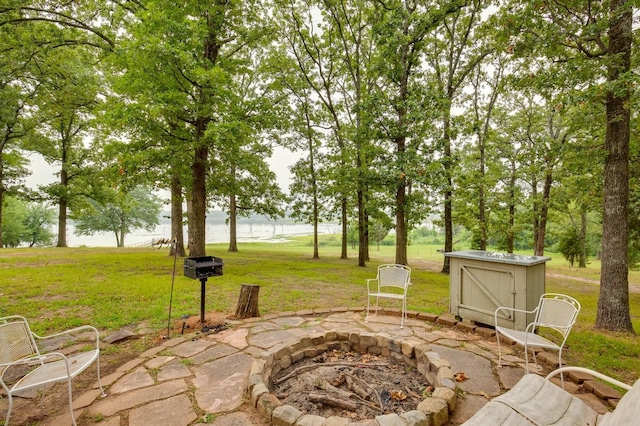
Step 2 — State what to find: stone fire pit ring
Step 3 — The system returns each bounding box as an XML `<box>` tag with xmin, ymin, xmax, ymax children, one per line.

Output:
<box><xmin>248</xmin><ymin>329</ymin><xmax>458</xmax><ymax>426</ymax></box>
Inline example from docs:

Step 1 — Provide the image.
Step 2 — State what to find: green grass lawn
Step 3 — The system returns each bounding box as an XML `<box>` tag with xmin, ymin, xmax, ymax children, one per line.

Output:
<box><xmin>1</xmin><ymin>238</ymin><xmax>638</xmax><ymax>384</ymax></box>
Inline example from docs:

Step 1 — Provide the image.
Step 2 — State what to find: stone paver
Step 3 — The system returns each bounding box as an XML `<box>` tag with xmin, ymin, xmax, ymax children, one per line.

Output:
<box><xmin>496</xmin><ymin>366</ymin><xmax>526</xmax><ymax>390</ymax></box>
<box><xmin>109</xmin><ymin>367</ymin><xmax>154</xmax><ymax>394</ymax></box>
<box><xmin>13</xmin><ymin>310</ymin><xmax>621</xmax><ymax>426</ymax></box>
<box><xmin>212</xmin><ymin>328</ymin><xmax>250</xmax><ymax>349</ymax></box>
<box><xmin>115</xmin><ymin>357</ymin><xmax>146</xmax><ymax>373</ymax></box>
<box><xmin>210</xmin><ymin>411</ymin><xmax>264</xmax><ymax>425</ymax></box>
<box><xmin>158</xmin><ymin>359</ymin><xmax>192</xmax><ymax>381</ymax></box>
<box><xmin>145</xmin><ymin>355</ymin><xmax>176</xmax><ymax>369</ymax></box>
<box><xmin>273</xmin><ymin>316</ymin><xmax>307</xmax><ymax>327</ymax></box>
<box><xmin>429</xmin><ymin>344</ymin><xmax>501</xmax><ymax>397</ymax></box>
<box><xmin>248</xmin><ymin>329</ymin><xmax>299</xmax><ymax>348</ymax></box>
<box><xmin>129</xmin><ymin>394</ymin><xmax>197</xmax><ymax>426</ymax></box>
<box><xmin>72</xmin><ymin>388</ymin><xmax>103</xmax><ymax>410</ymax></box>
<box><xmin>170</xmin><ymin>339</ymin><xmax>215</xmax><ymax>357</ymax></box>
<box><xmin>189</xmin><ymin>343</ymin><xmax>238</xmax><ymax>364</ymax></box>
<box><xmin>192</xmin><ymin>352</ymin><xmax>254</xmax><ymax>413</ymax></box>
<box><xmin>87</xmin><ymin>379</ymin><xmax>188</xmax><ymax>417</ymax></box>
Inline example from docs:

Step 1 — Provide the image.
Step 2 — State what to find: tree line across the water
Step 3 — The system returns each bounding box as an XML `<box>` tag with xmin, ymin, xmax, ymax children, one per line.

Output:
<box><xmin>0</xmin><ymin>1</ymin><xmax>636</xmax><ymax>332</ymax></box>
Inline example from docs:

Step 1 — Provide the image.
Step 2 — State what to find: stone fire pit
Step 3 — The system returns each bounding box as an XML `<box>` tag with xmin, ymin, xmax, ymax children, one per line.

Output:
<box><xmin>248</xmin><ymin>330</ymin><xmax>458</xmax><ymax>425</ymax></box>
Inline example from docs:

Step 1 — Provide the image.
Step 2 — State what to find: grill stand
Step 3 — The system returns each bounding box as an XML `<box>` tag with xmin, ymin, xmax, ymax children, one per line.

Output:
<box><xmin>199</xmin><ymin>277</ymin><xmax>207</xmax><ymax>324</ymax></box>
<box><xmin>183</xmin><ymin>256</ymin><xmax>224</xmax><ymax>330</ymax></box>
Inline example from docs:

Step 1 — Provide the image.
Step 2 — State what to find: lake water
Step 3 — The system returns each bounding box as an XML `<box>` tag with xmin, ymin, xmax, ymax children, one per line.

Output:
<box><xmin>65</xmin><ymin>222</ymin><xmax>342</xmax><ymax>248</ymax></box>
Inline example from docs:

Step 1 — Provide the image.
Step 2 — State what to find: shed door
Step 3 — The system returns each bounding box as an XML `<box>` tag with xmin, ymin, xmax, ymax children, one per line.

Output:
<box><xmin>456</xmin><ymin>262</ymin><xmax>515</xmax><ymax>327</ymax></box>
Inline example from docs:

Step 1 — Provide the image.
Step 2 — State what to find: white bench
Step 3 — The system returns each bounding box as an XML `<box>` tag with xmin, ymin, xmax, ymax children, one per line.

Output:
<box><xmin>462</xmin><ymin>367</ymin><xmax>638</xmax><ymax>425</ymax></box>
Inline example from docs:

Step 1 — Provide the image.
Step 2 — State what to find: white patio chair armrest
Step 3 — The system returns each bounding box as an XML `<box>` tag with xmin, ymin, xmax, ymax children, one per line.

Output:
<box><xmin>545</xmin><ymin>367</ymin><xmax>632</xmax><ymax>391</ymax></box>
<box><xmin>366</xmin><ymin>278</ymin><xmax>378</xmax><ymax>293</ymax></box>
<box><xmin>495</xmin><ymin>306</ymin><xmax>536</xmax><ymax>316</ymax></box>
<box><xmin>495</xmin><ymin>305</ymin><xmax>537</xmax><ymax>324</ymax></box>
<box><xmin>34</xmin><ymin>324</ymin><xmax>99</xmax><ymax>342</ymax></box>
<box><xmin>33</xmin><ymin>325</ymin><xmax>101</xmax><ymax>353</ymax></box>
<box><xmin>1</xmin><ymin>353</ymin><xmax>52</xmax><ymax>369</ymax></box>
<box><xmin>40</xmin><ymin>351</ymin><xmax>70</xmax><ymax>362</ymax></box>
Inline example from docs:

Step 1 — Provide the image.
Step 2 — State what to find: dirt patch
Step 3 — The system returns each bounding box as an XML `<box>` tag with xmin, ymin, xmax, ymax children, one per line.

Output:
<box><xmin>271</xmin><ymin>349</ymin><xmax>431</xmax><ymax>421</ymax></box>
<box><xmin>150</xmin><ymin>311</ymin><xmax>234</xmax><ymax>343</ymax></box>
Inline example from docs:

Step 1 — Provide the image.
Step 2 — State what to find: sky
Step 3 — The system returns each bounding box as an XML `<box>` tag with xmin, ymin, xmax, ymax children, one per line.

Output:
<box><xmin>24</xmin><ymin>146</ymin><xmax>299</xmax><ymax>198</ymax></box>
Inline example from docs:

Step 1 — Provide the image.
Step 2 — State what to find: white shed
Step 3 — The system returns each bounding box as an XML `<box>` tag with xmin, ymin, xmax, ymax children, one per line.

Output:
<box><xmin>445</xmin><ymin>250</ymin><xmax>550</xmax><ymax>331</ymax></box>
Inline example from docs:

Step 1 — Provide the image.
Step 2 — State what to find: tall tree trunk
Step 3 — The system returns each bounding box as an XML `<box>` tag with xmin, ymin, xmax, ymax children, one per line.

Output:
<box><xmin>188</xmin><ymin>14</ymin><xmax>220</xmax><ymax>258</ymax></box>
<box><xmin>0</xmin><ymin>165</ymin><xmax>4</xmax><ymax>247</ymax></box>
<box><xmin>478</xmin><ymin>143</ymin><xmax>487</xmax><ymax>250</ymax></box>
<box><xmin>357</xmin><ymin>125</ymin><xmax>368</xmax><ymax>265</ymax></box>
<box><xmin>119</xmin><ymin>216</ymin><xmax>125</xmax><ymax>247</ymax></box>
<box><xmin>507</xmin><ymin>160</ymin><xmax>516</xmax><ymax>253</ymax></box>
<box><xmin>595</xmin><ymin>0</ymin><xmax>633</xmax><ymax>333</ymax></box>
<box><xmin>229</xmin><ymin>193</ymin><xmax>238</xmax><ymax>252</ymax></box>
<box><xmin>186</xmin><ymin>197</ymin><xmax>193</xmax><ymax>252</ymax></box>
<box><xmin>579</xmin><ymin>204</ymin><xmax>587</xmax><ymax>268</ymax></box>
<box><xmin>57</xmin><ymin>165</ymin><xmax>68</xmax><ymax>247</ymax></box>
<box><xmin>442</xmin><ymin>107</ymin><xmax>453</xmax><ymax>272</ymax></box>
<box><xmin>170</xmin><ymin>173</ymin><xmax>186</xmax><ymax>258</ymax></box>
<box><xmin>304</xmin><ymin>106</ymin><xmax>319</xmax><ymax>259</ymax></box>
<box><xmin>311</xmin><ymin>172</ymin><xmax>319</xmax><ymax>260</ymax></box>
<box><xmin>395</xmin><ymin>173</ymin><xmax>408</xmax><ymax>265</ymax></box>
<box><xmin>364</xmin><ymin>198</ymin><xmax>370</xmax><ymax>262</ymax></box>
<box><xmin>534</xmin><ymin>172</ymin><xmax>553</xmax><ymax>256</ymax></box>
<box><xmin>190</xmin><ymin>141</ymin><xmax>208</xmax><ymax>258</ymax></box>
<box><xmin>394</xmin><ymin>35</ymin><xmax>410</xmax><ymax>267</ymax></box>
<box><xmin>473</xmin><ymin>64</ymin><xmax>501</xmax><ymax>251</ymax></box>
<box><xmin>531</xmin><ymin>176</ymin><xmax>541</xmax><ymax>253</ymax></box>
<box><xmin>340</xmin><ymin>199</ymin><xmax>347</xmax><ymax>259</ymax></box>
<box><xmin>358</xmin><ymin>188</ymin><xmax>367</xmax><ymax>267</ymax></box>
<box><xmin>394</xmin><ymin>147</ymin><xmax>408</xmax><ymax>265</ymax></box>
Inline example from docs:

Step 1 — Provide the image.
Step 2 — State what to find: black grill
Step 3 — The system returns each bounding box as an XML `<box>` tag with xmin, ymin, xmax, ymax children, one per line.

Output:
<box><xmin>183</xmin><ymin>256</ymin><xmax>224</xmax><ymax>325</ymax></box>
<box><xmin>183</xmin><ymin>256</ymin><xmax>223</xmax><ymax>279</ymax></box>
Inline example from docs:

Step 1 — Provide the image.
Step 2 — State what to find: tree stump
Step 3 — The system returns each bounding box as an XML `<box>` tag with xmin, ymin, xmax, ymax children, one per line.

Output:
<box><xmin>235</xmin><ymin>284</ymin><xmax>260</xmax><ymax>319</ymax></box>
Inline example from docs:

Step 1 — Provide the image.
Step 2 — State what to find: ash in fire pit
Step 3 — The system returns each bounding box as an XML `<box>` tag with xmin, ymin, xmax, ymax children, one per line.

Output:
<box><xmin>272</xmin><ymin>350</ymin><xmax>431</xmax><ymax>421</ymax></box>
<box><xmin>253</xmin><ymin>330</ymin><xmax>459</xmax><ymax>425</ymax></box>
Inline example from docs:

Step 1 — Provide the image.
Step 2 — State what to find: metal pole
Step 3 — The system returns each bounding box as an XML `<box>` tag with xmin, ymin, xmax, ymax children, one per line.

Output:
<box><xmin>200</xmin><ymin>277</ymin><xmax>207</xmax><ymax>325</ymax></box>
<box><xmin>166</xmin><ymin>237</ymin><xmax>178</xmax><ymax>338</ymax></box>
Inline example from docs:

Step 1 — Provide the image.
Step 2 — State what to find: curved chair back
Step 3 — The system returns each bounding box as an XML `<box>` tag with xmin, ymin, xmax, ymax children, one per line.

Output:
<box><xmin>535</xmin><ymin>293</ymin><xmax>581</xmax><ymax>337</ymax></box>
<box><xmin>377</xmin><ymin>264</ymin><xmax>411</xmax><ymax>289</ymax></box>
<box><xmin>0</xmin><ymin>316</ymin><xmax>40</xmax><ymax>374</ymax></box>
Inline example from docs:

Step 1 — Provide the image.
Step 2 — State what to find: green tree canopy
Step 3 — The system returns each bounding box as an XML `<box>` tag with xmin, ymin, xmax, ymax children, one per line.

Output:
<box><xmin>72</xmin><ymin>186</ymin><xmax>162</xmax><ymax>247</ymax></box>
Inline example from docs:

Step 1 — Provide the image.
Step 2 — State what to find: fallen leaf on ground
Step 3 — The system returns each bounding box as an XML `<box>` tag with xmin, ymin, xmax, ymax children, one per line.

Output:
<box><xmin>390</xmin><ymin>390</ymin><xmax>407</xmax><ymax>401</ymax></box>
<box><xmin>454</xmin><ymin>371</ymin><xmax>469</xmax><ymax>382</ymax></box>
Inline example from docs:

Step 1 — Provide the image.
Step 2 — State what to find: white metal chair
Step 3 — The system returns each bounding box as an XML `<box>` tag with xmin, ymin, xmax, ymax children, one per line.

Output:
<box><xmin>495</xmin><ymin>293</ymin><xmax>581</xmax><ymax>375</ymax></box>
<box><xmin>0</xmin><ymin>315</ymin><xmax>106</xmax><ymax>426</ymax></box>
<box><xmin>365</xmin><ymin>264</ymin><xmax>411</xmax><ymax>327</ymax></box>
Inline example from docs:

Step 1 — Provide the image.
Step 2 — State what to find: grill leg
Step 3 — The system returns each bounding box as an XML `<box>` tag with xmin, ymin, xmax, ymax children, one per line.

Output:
<box><xmin>200</xmin><ymin>278</ymin><xmax>207</xmax><ymax>324</ymax></box>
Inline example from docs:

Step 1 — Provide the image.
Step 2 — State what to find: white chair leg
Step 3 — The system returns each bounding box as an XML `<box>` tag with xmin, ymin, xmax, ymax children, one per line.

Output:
<box><xmin>524</xmin><ymin>345</ymin><xmax>530</xmax><ymax>373</ymax></box>
<box><xmin>5</xmin><ymin>393</ymin><xmax>13</xmax><ymax>426</ymax></box>
<box><xmin>365</xmin><ymin>297</ymin><xmax>370</xmax><ymax>323</ymax></box>
<box><xmin>558</xmin><ymin>349</ymin><xmax>565</xmax><ymax>388</ymax></box>
<box><xmin>496</xmin><ymin>332</ymin><xmax>503</xmax><ymax>367</ymax></box>
<box><xmin>97</xmin><ymin>362</ymin><xmax>106</xmax><ymax>398</ymax></box>
<box><xmin>66</xmin><ymin>375</ymin><xmax>77</xmax><ymax>426</ymax></box>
